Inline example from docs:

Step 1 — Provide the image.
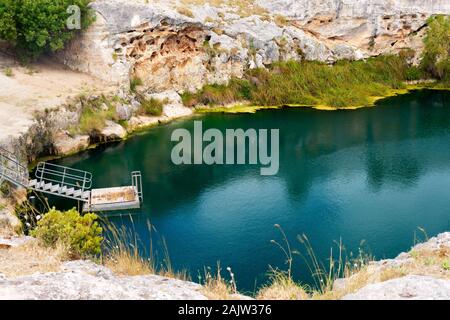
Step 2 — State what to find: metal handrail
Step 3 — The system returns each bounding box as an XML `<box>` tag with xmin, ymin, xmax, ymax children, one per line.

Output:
<box><xmin>0</xmin><ymin>147</ymin><xmax>29</xmax><ymax>187</ymax></box>
<box><xmin>131</xmin><ymin>171</ymin><xmax>143</xmax><ymax>202</ymax></box>
<box><xmin>35</xmin><ymin>162</ymin><xmax>93</xmax><ymax>191</ymax></box>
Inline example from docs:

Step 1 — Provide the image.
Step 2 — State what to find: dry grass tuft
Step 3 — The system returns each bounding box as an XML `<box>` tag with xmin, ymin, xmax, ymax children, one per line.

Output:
<box><xmin>274</xmin><ymin>15</ymin><xmax>288</xmax><ymax>27</ymax></box>
<box><xmin>0</xmin><ymin>240</ymin><xmax>67</xmax><ymax>277</ymax></box>
<box><xmin>102</xmin><ymin>220</ymin><xmax>189</xmax><ymax>281</ymax></box>
<box><xmin>257</xmin><ymin>271</ymin><xmax>308</xmax><ymax>300</ymax></box>
<box><xmin>201</xmin><ymin>264</ymin><xmax>238</xmax><ymax>300</ymax></box>
<box><xmin>312</xmin><ymin>244</ymin><xmax>450</xmax><ymax>300</ymax></box>
<box><xmin>105</xmin><ymin>244</ymin><xmax>153</xmax><ymax>276</ymax></box>
<box><xmin>177</xmin><ymin>6</ymin><xmax>195</xmax><ymax>18</ymax></box>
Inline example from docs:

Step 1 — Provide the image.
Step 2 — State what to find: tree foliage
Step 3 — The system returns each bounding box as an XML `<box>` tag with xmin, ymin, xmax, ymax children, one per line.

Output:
<box><xmin>0</xmin><ymin>0</ymin><xmax>94</xmax><ymax>60</ymax></box>
<box><xmin>421</xmin><ymin>15</ymin><xmax>450</xmax><ymax>81</ymax></box>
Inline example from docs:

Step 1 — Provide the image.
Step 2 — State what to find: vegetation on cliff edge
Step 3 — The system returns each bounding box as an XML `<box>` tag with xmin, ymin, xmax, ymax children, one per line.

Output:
<box><xmin>420</xmin><ymin>15</ymin><xmax>450</xmax><ymax>83</ymax></box>
<box><xmin>31</xmin><ymin>208</ymin><xmax>102</xmax><ymax>258</ymax></box>
<box><xmin>182</xmin><ymin>55</ymin><xmax>418</xmax><ymax>109</ymax></box>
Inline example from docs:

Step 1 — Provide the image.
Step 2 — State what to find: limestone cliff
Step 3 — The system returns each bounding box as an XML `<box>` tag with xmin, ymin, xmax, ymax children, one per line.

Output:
<box><xmin>59</xmin><ymin>0</ymin><xmax>450</xmax><ymax>92</ymax></box>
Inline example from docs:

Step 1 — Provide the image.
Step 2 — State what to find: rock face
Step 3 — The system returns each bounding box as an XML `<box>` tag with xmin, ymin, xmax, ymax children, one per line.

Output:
<box><xmin>53</xmin><ymin>132</ymin><xmax>90</xmax><ymax>155</ymax></box>
<box><xmin>60</xmin><ymin>0</ymin><xmax>450</xmax><ymax>92</ymax></box>
<box><xmin>0</xmin><ymin>260</ymin><xmax>207</xmax><ymax>300</ymax></box>
<box><xmin>343</xmin><ymin>275</ymin><xmax>450</xmax><ymax>300</ymax></box>
<box><xmin>147</xmin><ymin>90</ymin><xmax>194</xmax><ymax>118</ymax></box>
<box><xmin>341</xmin><ymin>232</ymin><xmax>450</xmax><ymax>300</ymax></box>
<box><xmin>100</xmin><ymin>120</ymin><xmax>128</xmax><ymax>140</ymax></box>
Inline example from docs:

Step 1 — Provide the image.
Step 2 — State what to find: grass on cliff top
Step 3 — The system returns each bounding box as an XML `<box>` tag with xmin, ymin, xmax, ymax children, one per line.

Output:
<box><xmin>182</xmin><ymin>55</ymin><xmax>424</xmax><ymax>109</ymax></box>
<box><xmin>256</xmin><ymin>227</ymin><xmax>450</xmax><ymax>300</ymax></box>
<box><xmin>102</xmin><ymin>220</ymin><xmax>189</xmax><ymax>281</ymax></box>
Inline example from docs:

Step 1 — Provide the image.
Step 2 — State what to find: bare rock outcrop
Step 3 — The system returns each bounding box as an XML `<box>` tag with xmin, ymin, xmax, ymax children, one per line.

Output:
<box><xmin>343</xmin><ymin>275</ymin><xmax>450</xmax><ymax>300</ymax></box>
<box><xmin>0</xmin><ymin>260</ymin><xmax>207</xmax><ymax>300</ymax></box>
<box><xmin>100</xmin><ymin>120</ymin><xmax>128</xmax><ymax>140</ymax></box>
<box><xmin>59</xmin><ymin>0</ymin><xmax>449</xmax><ymax>92</ymax></box>
<box><xmin>341</xmin><ymin>232</ymin><xmax>450</xmax><ymax>300</ymax></box>
<box><xmin>53</xmin><ymin>132</ymin><xmax>90</xmax><ymax>155</ymax></box>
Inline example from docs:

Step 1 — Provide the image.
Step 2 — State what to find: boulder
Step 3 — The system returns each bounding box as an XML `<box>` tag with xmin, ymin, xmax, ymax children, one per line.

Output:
<box><xmin>115</xmin><ymin>104</ymin><xmax>133</xmax><ymax>121</ymax></box>
<box><xmin>146</xmin><ymin>90</ymin><xmax>194</xmax><ymax>119</ymax></box>
<box><xmin>100</xmin><ymin>121</ymin><xmax>127</xmax><ymax>140</ymax></box>
<box><xmin>53</xmin><ymin>131</ymin><xmax>90</xmax><ymax>155</ymax></box>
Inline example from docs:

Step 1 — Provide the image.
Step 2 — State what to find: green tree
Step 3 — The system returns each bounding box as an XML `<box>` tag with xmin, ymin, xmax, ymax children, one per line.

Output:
<box><xmin>421</xmin><ymin>15</ymin><xmax>450</xmax><ymax>81</ymax></box>
<box><xmin>0</xmin><ymin>0</ymin><xmax>94</xmax><ymax>60</ymax></box>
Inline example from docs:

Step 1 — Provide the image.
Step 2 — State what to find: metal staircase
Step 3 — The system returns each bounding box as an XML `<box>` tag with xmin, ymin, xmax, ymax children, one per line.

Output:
<box><xmin>0</xmin><ymin>147</ymin><xmax>144</xmax><ymax>212</ymax></box>
<box><xmin>31</xmin><ymin>162</ymin><xmax>92</xmax><ymax>202</ymax></box>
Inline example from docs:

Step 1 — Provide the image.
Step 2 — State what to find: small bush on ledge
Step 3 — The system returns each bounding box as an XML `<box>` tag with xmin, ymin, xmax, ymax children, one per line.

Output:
<box><xmin>31</xmin><ymin>208</ymin><xmax>103</xmax><ymax>258</ymax></box>
<box><xmin>137</xmin><ymin>95</ymin><xmax>166</xmax><ymax>116</ymax></box>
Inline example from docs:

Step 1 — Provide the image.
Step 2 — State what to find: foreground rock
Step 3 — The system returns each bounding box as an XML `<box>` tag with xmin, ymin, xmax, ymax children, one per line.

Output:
<box><xmin>0</xmin><ymin>260</ymin><xmax>207</xmax><ymax>300</ymax></box>
<box><xmin>343</xmin><ymin>275</ymin><xmax>450</xmax><ymax>300</ymax></box>
<box><xmin>0</xmin><ymin>236</ymin><xmax>33</xmax><ymax>249</ymax></box>
<box><xmin>339</xmin><ymin>232</ymin><xmax>450</xmax><ymax>300</ymax></box>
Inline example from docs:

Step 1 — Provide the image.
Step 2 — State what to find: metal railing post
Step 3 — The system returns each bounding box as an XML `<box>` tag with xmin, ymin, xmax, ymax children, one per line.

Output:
<box><xmin>82</xmin><ymin>171</ymin><xmax>87</xmax><ymax>194</ymax></box>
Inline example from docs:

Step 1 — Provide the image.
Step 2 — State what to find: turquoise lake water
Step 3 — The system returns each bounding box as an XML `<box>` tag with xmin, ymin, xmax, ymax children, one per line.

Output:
<box><xmin>48</xmin><ymin>89</ymin><xmax>450</xmax><ymax>293</ymax></box>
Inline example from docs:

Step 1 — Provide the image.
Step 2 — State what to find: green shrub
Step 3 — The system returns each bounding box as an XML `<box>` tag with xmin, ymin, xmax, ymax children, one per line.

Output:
<box><xmin>421</xmin><ymin>15</ymin><xmax>450</xmax><ymax>81</ymax></box>
<box><xmin>184</xmin><ymin>79</ymin><xmax>253</xmax><ymax>107</ymax></box>
<box><xmin>137</xmin><ymin>96</ymin><xmax>165</xmax><ymax>116</ymax></box>
<box><xmin>31</xmin><ymin>208</ymin><xmax>103</xmax><ymax>258</ymax></box>
<box><xmin>405</xmin><ymin>66</ymin><xmax>423</xmax><ymax>81</ymax></box>
<box><xmin>130</xmin><ymin>77</ymin><xmax>143</xmax><ymax>92</ymax></box>
<box><xmin>181</xmin><ymin>91</ymin><xmax>198</xmax><ymax>108</ymax></box>
<box><xmin>3</xmin><ymin>67</ymin><xmax>13</xmax><ymax>77</ymax></box>
<box><xmin>0</xmin><ymin>0</ymin><xmax>94</xmax><ymax>60</ymax></box>
<box><xmin>76</xmin><ymin>95</ymin><xmax>119</xmax><ymax>135</ymax></box>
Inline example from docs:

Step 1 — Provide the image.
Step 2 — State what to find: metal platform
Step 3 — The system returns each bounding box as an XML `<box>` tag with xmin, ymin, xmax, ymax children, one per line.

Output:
<box><xmin>0</xmin><ymin>147</ymin><xmax>143</xmax><ymax>212</ymax></box>
<box><xmin>83</xmin><ymin>186</ymin><xmax>140</xmax><ymax>212</ymax></box>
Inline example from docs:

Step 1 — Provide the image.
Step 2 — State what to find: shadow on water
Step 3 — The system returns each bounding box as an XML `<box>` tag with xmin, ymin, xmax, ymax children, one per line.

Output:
<box><xmin>45</xmin><ymin>90</ymin><xmax>450</xmax><ymax>292</ymax></box>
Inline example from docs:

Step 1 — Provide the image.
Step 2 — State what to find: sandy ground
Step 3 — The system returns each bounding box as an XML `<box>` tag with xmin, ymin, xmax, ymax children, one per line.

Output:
<box><xmin>0</xmin><ymin>53</ymin><xmax>111</xmax><ymax>140</ymax></box>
